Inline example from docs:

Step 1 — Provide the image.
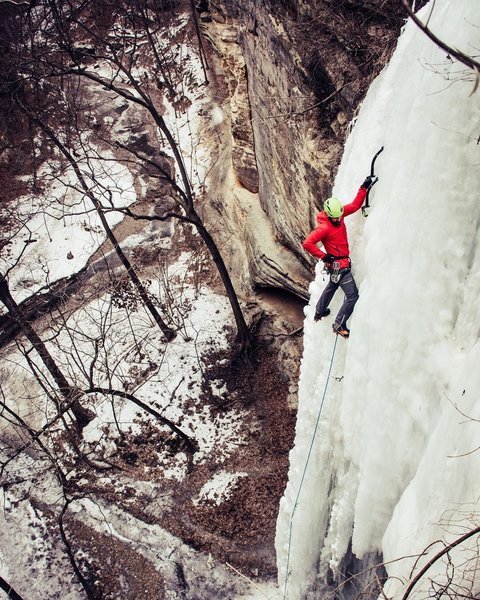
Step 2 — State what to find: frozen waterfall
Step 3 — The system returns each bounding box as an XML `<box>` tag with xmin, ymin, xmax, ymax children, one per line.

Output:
<box><xmin>275</xmin><ymin>0</ymin><xmax>480</xmax><ymax>598</ymax></box>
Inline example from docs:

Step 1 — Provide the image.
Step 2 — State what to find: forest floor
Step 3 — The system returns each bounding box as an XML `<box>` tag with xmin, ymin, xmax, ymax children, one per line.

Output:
<box><xmin>0</xmin><ymin>4</ymin><xmax>307</xmax><ymax>597</ymax></box>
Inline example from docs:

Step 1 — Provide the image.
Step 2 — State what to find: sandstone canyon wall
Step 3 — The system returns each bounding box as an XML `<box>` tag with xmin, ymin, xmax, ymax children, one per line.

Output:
<box><xmin>197</xmin><ymin>0</ymin><xmax>405</xmax><ymax>300</ymax></box>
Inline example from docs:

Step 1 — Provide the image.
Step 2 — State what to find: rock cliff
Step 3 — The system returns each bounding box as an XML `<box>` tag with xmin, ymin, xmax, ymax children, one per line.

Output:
<box><xmin>197</xmin><ymin>0</ymin><xmax>406</xmax><ymax>300</ymax></box>
<box><xmin>194</xmin><ymin>0</ymin><xmax>414</xmax><ymax>593</ymax></box>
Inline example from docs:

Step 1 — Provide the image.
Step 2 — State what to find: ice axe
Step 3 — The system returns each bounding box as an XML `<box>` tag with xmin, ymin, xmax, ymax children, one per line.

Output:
<box><xmin>362</xmin><ymin>145</ymin><xmax>384</xmax><ymax>217</ymax></box>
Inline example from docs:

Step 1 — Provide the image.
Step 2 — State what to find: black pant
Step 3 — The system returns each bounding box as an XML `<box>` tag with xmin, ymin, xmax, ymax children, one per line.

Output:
<box><xmin>315</xmin><ymin>268</ymin><xmax>359</xmax><ymax>327</ymax></box>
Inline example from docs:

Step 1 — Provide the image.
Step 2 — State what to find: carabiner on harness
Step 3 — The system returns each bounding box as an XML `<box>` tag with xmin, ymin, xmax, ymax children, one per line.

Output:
<box><xmin>331</xmin><ymin>260</ymin><xmax>341</xmax><ymax>283</ymax></box>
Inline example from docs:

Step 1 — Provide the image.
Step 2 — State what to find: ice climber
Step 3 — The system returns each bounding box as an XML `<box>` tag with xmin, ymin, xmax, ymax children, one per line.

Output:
<box><xmin>302</xmin><ymin>176</ymin><xmax>375</xmax><ymax>338</ymax></box>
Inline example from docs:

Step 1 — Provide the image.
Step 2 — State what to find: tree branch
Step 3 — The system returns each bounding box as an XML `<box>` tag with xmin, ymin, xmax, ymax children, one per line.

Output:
<box><xmin>84</xmin><ymin>386</ymin><xmax>197</xmax><ymax>462</ymax></box>
<box><xmin>401</xmin><ymin>0</ymin><xmax>480</xmax><ymax>74</ymax></box>
<box><xmin>0</xmin><ymin>575</ymin><xmax>25</xmax><ymax>600</ymax></box>
<box><xmin>58</xmin><ymin>499</ymin><xmax>96</xmax><ymax>600</ymax></box>
<box><xmin>401</xmin><ymin>526</ymin><xmax>480</xmax><ymax>600</ymax></box>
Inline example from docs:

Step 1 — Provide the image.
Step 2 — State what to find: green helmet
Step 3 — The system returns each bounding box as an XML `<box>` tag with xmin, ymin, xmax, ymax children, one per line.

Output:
<box><xmin>324</xmin><ymin>197</ymin><xmax>344</xmax><ymax>218</ymax></box>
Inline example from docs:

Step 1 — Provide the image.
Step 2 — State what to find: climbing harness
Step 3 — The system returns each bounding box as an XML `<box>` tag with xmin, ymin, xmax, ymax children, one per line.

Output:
<box><xmin>322</xmin><ymin>256</ymin><xmax>350</xmax><ymax>283</ymax></box>
<box><xmin>362</xmin><ymin>145</ymin><xmax>384</xmax><ymax>217</ymax></box>
<box><xmin>331</xmin><ymin>260</ymin><xmax>341</xmax><ymax>283</ymax></box>
<box><xmin>330</xmin><ymin>261</ymin><xmax>351</xmax><ymax>284</ymax></box>
<box><xmin>282</xmin><ymin>335</ymin><xmax>339</xmax><ymax>600</ymax></box>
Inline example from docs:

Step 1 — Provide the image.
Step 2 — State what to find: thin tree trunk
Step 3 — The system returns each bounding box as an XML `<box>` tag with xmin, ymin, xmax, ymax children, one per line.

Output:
<box><xmin>190</xmin><ymin>213</ymin><xmax>251</xmax><ymax>352</ymax></box>
<box><xmin>58</xmin><ymin>500</ymin><xmax>97</xmax><ymax>600</ymax></box>
<box><xmin>143</xmin><ymin>106</ymin><xmax>251</xmax><ymax>352</ymax></box>
<box><xmin>0</xmin><ymin>278</ymin><xmax>93</xmax><ymax>428</ymax></box>
<box><xmin>0</xmin><ymin>575</ymin><xmax>25</xmax><ymax>600</ymax></box>
<box><xmin>86</xmin><ymin>386</ymin><xmax>197</xmax><ymax>470</ymax></box>
<box><xmin>88</xmin><ymin>199</ymin><xmax>176</xmax><ymax>341</ymax></box>
<box><xmin>17</xmin><ymin>102</ymin><xmax>176</xmax><ymax>342</ymax></box>
<box><xmin>64</xmin><ymin>68</ymin><xmax>252</xmax><ymax>352</ymax></box>
<box><xmin>189</xmin><ymin>0</ymin><xmax>209</xmax><ymax>84</ymax></box>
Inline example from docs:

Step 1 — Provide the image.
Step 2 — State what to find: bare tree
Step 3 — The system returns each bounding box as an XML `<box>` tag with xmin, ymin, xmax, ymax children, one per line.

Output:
<box><xmin>18</xmin><ymin>102</ymin><xmax>177</xmax><ymax>341</ymax></box>
<box><xmin>401</xmin><ymin>0</ymin><xmax>480</xmax><ymax>76</ymax></box>
<box><xmin>15</xmin><ymin>0</ymin><xmax>252</xmax><ymax>352</ymax></box>
<box><xmin>401</xmin><ymin>525</ymin><xmax>480</xmax><ymax>600</ymax></box>
<box><xmin>1</xmin><ymin>275</ymin><xmax>199</xmax><ymax>467</ymax></box>
<box><xmin>0</xmin><ymin>276</ymin><xmax>94</xmax><ymax>428</ymax></box>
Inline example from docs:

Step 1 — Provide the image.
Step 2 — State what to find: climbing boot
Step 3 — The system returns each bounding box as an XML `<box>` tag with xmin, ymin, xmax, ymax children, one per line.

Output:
<box><xmin>332</xmin><ymin>323</ymin><xmax>349</xmax><ymax>338</ymax></box>
<box><xmin>314</xmin><ymin>308</ymin><xmax>331</xmax><ymax>322</ymax></box>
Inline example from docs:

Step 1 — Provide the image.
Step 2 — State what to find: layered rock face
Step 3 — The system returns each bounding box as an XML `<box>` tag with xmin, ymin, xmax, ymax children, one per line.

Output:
<box><xmin>198</xmin><ymin>0</ymin><xmax>404</xmax><ymax>299</ymax></box>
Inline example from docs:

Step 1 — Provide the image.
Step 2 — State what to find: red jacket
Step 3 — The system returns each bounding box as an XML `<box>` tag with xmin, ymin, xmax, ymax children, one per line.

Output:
<box><xmin>302</xmin><ymin>187</ymin><xmax>367</xmax><ymax>269</ymax></box>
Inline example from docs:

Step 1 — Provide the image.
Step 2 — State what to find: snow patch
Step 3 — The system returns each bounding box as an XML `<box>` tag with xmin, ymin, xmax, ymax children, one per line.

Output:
<box><xmin>193</xmin><ymin>471</ymin><xmax>248</xmax><ymax>507</ymax></box>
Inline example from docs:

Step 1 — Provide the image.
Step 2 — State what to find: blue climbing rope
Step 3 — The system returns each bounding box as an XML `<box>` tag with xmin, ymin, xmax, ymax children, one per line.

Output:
<box><xmin>282</xmin><ymin>334</ymin><xmax>339</xmax><ymax>600</ymax></box>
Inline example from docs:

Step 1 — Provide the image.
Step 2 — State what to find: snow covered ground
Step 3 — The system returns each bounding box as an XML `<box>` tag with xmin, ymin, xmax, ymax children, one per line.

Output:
<box><xmin>276</xmin><ymin>0</ymin><xmax>480</xmax><ymax>598</ymax></box>
<box><xmin>0</xmin><ymin>268</ymin><xmax>276</xmax><ymax>598</ymax></box>
<box><xmin>0</xmin><ymin>153</ymin><xmax>136</xmax><ymax>305</ymax></box>
<box><xmin>0</xmin><ymin>10</ymin><xmax>280</xmax><ymax>600</ymax></box>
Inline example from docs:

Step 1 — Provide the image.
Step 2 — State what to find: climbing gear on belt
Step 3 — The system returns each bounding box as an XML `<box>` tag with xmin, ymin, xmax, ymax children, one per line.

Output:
<box><xmin>330</xmin><ymin>263</ymin><xmax>351</xmax><ymax>284</ymax></box>
<box><xmin>322</xmin><ymin>255</ymin><xmax>351</xmax><ymax>282</ymax></box>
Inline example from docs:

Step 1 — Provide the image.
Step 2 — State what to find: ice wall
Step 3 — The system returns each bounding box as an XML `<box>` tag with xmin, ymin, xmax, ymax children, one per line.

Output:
<box><xmin>276</xmin><ymin>1</ymin><xmax>480</xmax><ymax>598</ymax></box>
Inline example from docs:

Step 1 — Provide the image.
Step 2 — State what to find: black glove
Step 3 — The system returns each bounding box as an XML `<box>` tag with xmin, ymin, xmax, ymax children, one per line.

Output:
<box><xmin>361</xmin><ymin>175</ymin><xmax>377</xmax><ymax>190</ymax></box>
<box><xmin>322</xmin><ymin>253</ymin><xmax>335</xmax><ymax>263</ymax></box>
